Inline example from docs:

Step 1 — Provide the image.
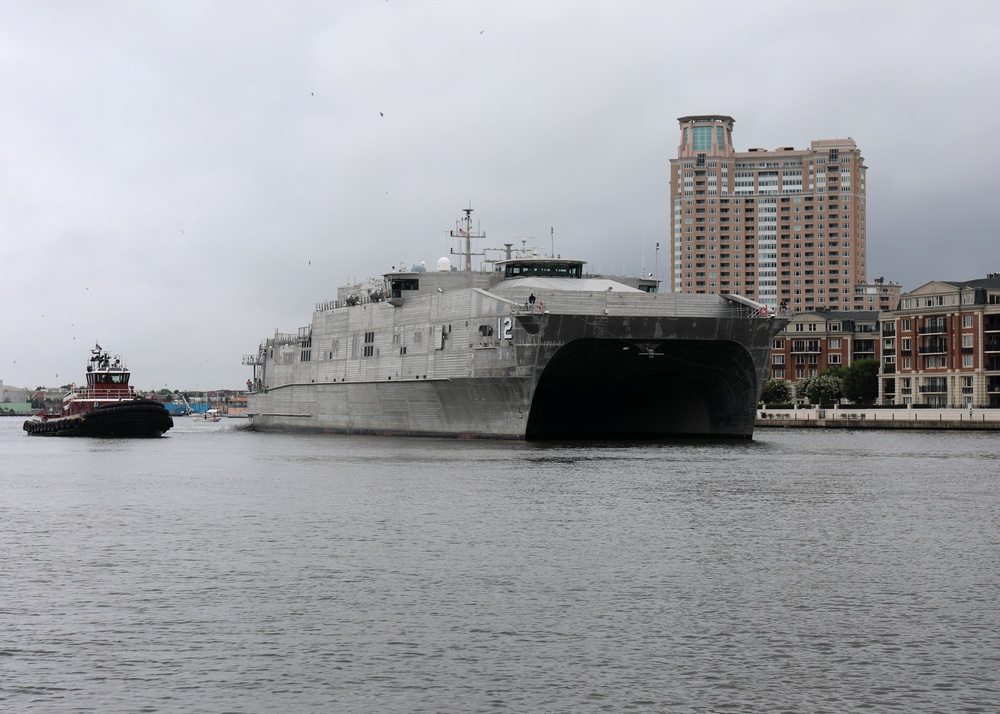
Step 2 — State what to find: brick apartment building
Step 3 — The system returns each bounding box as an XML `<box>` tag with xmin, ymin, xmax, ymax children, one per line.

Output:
<box><xmin>669</xmin><ymin>115</ymin><xmax>899</xmax><ymax>313</ymax></box>
<box><xmin>878</xmin><ymin>276</ymin><xmax>1000</xmax><ymax>408</ymax></box>
<box><xmin>769</xmin><ymin>310</ymin><xmax>880</xmax><ymax>382</ymax></box>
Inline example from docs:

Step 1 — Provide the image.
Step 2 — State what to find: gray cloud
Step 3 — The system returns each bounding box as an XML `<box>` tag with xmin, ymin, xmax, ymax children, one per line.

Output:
<box><xmin>3</xmin><ymin>0</ymin><xmax>998</xmax><ymax>389</ymax></box>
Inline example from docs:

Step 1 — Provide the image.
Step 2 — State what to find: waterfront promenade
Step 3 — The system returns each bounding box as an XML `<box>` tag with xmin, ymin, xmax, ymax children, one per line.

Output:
<box><xmin>757</xmin><ymin>407</ymin><xmax>1000</xmax><ymax>431</ymax></box>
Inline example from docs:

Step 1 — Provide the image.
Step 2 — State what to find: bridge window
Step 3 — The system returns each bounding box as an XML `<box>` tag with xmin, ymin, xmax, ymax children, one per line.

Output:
<box><xmin>503</xmin><ymin>261</ymin><xmax>583</xmax><ymax>279</ymax></box>
<box><xmin>390</xmin><ymin>278</ymin><xmax>419</xmax><ymax>298</ymax></box>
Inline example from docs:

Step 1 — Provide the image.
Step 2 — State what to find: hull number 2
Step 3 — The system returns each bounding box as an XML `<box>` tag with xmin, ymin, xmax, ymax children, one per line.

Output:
<box><xmin>499</xmin><ymin>317</ymin><xmax>513</xmax><ymax>340</ymax></box>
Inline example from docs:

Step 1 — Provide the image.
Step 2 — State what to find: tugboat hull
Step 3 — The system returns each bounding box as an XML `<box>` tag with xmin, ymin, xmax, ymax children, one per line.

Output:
<box><xmin>24</xmin><ymin>399</ymin><xmax>173</xmax><ymax>438</ymax></box>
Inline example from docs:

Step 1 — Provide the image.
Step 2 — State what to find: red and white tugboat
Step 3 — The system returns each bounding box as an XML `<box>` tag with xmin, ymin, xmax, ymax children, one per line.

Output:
<box><xmin>23</xmin><ymin>345</ymin><xmax>173</xmax><ymax>437</ymax></box>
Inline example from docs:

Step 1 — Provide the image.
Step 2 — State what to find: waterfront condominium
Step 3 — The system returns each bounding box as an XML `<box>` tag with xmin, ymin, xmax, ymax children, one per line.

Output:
<box><xmin>670</xmin><ymin>115</ymin><xmax>872</xmax><ymax>313</ymax></box>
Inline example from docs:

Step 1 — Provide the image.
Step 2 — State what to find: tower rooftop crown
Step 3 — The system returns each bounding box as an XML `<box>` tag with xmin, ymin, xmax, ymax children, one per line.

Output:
<box><xmin>677</xmin><ymin>115</ymin><xmax>735</xmax><ymax>126</ymax></box>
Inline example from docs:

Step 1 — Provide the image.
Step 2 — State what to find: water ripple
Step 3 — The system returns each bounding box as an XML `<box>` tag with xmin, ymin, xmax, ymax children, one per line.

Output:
<box><xmin>2</xmin><ymin>421</ymin><xmax>999</xmax><ymax>711</ymax></box>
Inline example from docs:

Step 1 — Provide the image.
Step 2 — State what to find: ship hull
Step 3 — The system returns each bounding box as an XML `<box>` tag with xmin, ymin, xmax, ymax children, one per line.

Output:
<box><xmin>249</xmin><ymin>311</ymin><xmax>782</xmax><ymax>441</ymax></box>
<box><xmin>24</xmin><ymin>399</ymin><xmax>174</xmax><ymax>438</ymax></box>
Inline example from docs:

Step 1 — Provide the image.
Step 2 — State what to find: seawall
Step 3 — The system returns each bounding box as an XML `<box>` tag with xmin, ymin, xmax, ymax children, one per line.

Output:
<box><xmin>757</xmin><ymin>408</ymin><xmax>1000</xmax><ymax>431</ymax></box>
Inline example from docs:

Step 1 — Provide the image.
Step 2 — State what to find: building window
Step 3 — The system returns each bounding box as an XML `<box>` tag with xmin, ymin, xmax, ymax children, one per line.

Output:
<box><xmin>963</xmin><ymin>315</ymin><xmax>974</xmax><ymax>328</ymax></box>
<box><xmin>693</xmin><ymin>126</ymin><xmax>712</xmax><ymax>151</ymax></box>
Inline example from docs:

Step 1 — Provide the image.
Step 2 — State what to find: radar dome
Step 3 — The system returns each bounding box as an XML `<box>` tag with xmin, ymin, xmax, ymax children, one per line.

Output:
<box><xmin>436</xmin><ymin>257</ymin><xmax>452</xmax><ymax>272</ymax></box>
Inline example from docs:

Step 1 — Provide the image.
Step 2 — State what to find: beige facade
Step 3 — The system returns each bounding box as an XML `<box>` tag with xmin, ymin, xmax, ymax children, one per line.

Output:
<box><xmin>670</xmin><ymin>115</ymin><xmax>879</xmax><ymax>313</ymax></box>
<box><xmin>878</xmin><ymin>276</ymin><xmax>1000</xmax><ymax>408</ymax></box>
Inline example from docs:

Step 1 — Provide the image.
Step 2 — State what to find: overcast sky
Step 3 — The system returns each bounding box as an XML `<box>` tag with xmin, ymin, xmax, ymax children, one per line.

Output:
<box><xmin>3</xmin><ymin>0</ymin><xmax>998</xmax><ymax>391</ymax></box>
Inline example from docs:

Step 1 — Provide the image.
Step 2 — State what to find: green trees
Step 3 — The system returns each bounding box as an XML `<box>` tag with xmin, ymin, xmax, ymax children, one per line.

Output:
<box><xmin>841</xmin><ymin>358</ymin><xmax>880</xmax><ymax>404</ymax></box>
<box><xmin>760</xmin><ymin>379</ymin><xmax>793</xmax><ymax>406</ymax></box>
<box><xmin>792</xmin><ymin>359</ymin><xmax>881</xmax><ymax>406</ymax></box>
<box><xmin>796</xmin><ymin>372</ymin><xmax>843</xmax><ymax>406</ymax></box>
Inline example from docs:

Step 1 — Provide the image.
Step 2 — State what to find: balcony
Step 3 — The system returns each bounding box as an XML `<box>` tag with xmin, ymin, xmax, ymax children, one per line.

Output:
<box><xmin>919</xmin><ymin>384</ymin><xmax>947</xmax><ymax>393</ymax></box>
<box><xmin>919</xmin><ymin>342</ymin><xmax>948</xmax><ymax>355</ymax></box>
<box><xmin>918</xmin><ymin>324</ymin><xmax>947</xmax><ymax>335</ymax></box>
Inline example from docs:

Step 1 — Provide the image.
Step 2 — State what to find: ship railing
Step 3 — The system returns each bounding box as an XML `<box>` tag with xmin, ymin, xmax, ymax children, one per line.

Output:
<box><xmin>263</xmin><ymin>333</ymin><xmax>299</xmax><ymax>348</ymax></box>
<box><xmin>508</xmin><ymin>291</ymin><xmax>781</xmax><ymax>320</ymax></box>
<box><xmin>317</xmin><ymin>289</ymin><xmax>391</xmax><ymax>312</ymax></box>
<box><xmin>65</xmin><ymin>386</ymin><xmax>136</xmax><ymax>401</ymax></box>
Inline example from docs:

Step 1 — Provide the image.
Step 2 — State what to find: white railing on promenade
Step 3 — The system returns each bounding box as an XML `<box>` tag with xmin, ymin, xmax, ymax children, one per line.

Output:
<box><xmin>758</xmin><ymin>407</ymin><xmax>1000</xmax><ymax>423</ymax></box>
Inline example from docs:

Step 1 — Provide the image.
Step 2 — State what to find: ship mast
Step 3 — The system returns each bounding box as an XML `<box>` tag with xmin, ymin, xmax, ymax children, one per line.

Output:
<box><xmin>450</xmin><ymin>207</ymin><xmax>486</xmax><ymax>272</ymax></box>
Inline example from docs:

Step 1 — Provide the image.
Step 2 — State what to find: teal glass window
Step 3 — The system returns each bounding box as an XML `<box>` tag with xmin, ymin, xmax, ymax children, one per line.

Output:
<box><xmin>693</xmin><ymin>126</ymin><xmax>711</xmax><ymax>150</ymax></box>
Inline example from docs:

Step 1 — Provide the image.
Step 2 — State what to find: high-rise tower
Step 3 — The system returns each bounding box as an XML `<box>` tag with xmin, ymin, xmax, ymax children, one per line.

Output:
<box><xmin>670</xmin><ymin>115</ymin><xmax>871</xmax><ymax>312</ymax></box>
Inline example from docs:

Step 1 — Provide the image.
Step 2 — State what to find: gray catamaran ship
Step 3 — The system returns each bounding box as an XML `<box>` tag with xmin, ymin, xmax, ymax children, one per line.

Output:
<box><xmin>245</xmin><ymin>209</ymin><xmax>787</xmax><ymax>440</ymax></box>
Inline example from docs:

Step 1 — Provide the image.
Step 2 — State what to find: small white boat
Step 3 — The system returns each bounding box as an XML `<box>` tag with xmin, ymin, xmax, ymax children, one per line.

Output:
<box><xmin>194</xmin><ymin>409</ymin><xmax>222</xmax><ymax>422</ymax></box>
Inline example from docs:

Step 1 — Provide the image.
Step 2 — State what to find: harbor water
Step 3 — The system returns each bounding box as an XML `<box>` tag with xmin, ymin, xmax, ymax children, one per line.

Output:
<box><xmin>2</xmin><ymin>417</ymin><xmax>999</xmax><ymax>713</ymax></box>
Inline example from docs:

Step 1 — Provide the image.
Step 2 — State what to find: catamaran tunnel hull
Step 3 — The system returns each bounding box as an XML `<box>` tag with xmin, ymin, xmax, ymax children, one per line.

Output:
<box><xmin>249</xmin><ymin>312</ymin><xmax>778</xmax><ymax>440</ymax></box>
